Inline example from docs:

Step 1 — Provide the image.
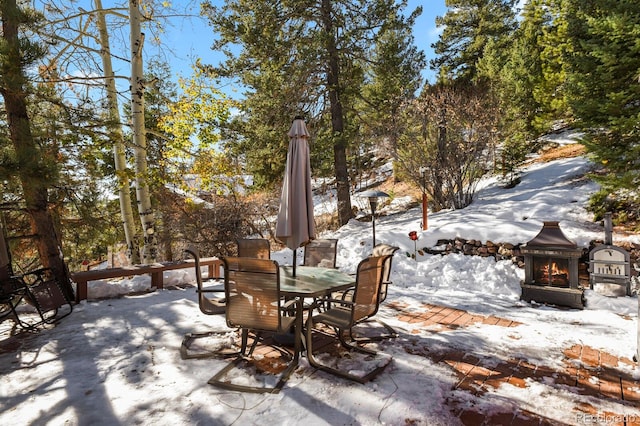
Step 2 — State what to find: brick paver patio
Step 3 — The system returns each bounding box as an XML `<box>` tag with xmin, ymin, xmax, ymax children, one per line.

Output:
<box><xmin>3</xmin><ymin>300</ymin><xmax>639</xmax><ymax>425</ymax></box>
<box><xmin>387</xmin><ymin>301</ymin><xmax>640</xmax><ymax>425</ymax></box>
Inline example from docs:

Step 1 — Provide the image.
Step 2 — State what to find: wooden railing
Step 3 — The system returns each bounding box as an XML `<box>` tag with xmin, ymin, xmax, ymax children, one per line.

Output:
<box><xmin>70</xmin><ymin>257</ymin><xmax>223</xmax><ymax>303</ymax></box>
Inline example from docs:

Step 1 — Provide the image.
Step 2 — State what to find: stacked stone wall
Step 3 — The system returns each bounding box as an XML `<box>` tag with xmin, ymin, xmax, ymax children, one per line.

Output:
<box><xmin>423</xmin><ymin>238</ymin><xmax>640</xmax><ymax>273</ymax></box>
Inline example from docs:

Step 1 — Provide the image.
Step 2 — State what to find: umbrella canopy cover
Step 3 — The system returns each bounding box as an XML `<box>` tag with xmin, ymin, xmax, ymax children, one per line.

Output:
<box><xmin>276</xmin><ymin>118</ymin><xmax>316</xmax><ymax>251</ymax></box>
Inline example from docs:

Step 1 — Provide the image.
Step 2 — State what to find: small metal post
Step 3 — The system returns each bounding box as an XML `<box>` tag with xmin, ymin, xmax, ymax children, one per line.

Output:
<box><xmin>420</xmin><ymin>166</ymin><xmax>428</xmax><ymax>231</ymax></box>
<box><xmin>604</xmin><ymin>212</ymin><xmax>613</xmax><ymax>245</ymax></box>
<box><xmin>359</xmin><ymin>190</ymin><xmax>390</xmax><ymax>248</ymax></box>
<box><xmin>369</xmin><ymin>197</ymin><xmax>378</xmax><ymax>247</ymax></box>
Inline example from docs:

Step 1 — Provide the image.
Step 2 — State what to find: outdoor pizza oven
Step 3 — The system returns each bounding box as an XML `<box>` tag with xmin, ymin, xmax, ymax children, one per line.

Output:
<box><xmin>520</xmin><ymin>221</ymin><xmax>585</xmax><ymax>309</ymax></box>
<box><xmin>588</xmin><ymin>212</ymin><xmax>631</xmax><ymax>296</ymax></box>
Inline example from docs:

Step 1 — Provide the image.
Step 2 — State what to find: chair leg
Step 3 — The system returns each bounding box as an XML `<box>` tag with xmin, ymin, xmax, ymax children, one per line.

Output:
<box><xmin>245</xmin><ymin>330</ymin><xmax>261</xmax><ymax>357</ymax></box>
<box><xmin>2</xmin><ymin>293</ymin><xmax>38</xmax><ymax>330</ymax></box>
<box><xmin>180</xmin><ymin>330</ymin><xmax>241</xmax><ymax>360</ymax></box>
<box><xmin>305</xmin><ymin>317</ymin><xmax>389</xmax><ymax>384</ymax></box>
<box><xmin>350</xmin><ymin>318</ymin><xmax>399</xmax><ymax>343</ymax></box>
<box><xmin>208</xmin><ymin>308</ymin><xmax>302</xmax><ymax>393</ymax></box>
<box><xmin>207</xmin><ymin>354</ymin><xmax>299</xmax><ymax>394</ymax></box>
<box><xmin>0</xmin><ymin>303</ymin><xmax>11</xmax><ymax>321</ymax></box>
<box><xmin>339</xmin><ymin>329</ymin><xmax>377</xmax><ymax>355</ymax></box>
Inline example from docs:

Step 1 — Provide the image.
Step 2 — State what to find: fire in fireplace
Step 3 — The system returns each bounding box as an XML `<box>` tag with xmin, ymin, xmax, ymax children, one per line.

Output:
<box><xmin>520</xmin><ymin>221</ymin><xmax>585</xmax><ymax>309</ymax></box>
<box><xmin>536</xmin><ymin>259</ymin><xmax>570</xmax><ymax>286</ymax></box>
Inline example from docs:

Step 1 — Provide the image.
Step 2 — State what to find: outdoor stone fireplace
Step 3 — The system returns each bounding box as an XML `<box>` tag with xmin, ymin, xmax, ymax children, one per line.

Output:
<box><xmin>520</xmin><ymin>221</ymin><xmax>585</xmax><ymax>309</ymax></box>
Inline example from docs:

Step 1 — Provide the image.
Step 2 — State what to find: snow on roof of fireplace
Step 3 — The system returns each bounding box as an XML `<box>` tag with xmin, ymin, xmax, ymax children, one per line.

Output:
<box><xmin>525</xmin><ymin>221</ymin><xmax>578</xmax><ymax>248</ymax></box>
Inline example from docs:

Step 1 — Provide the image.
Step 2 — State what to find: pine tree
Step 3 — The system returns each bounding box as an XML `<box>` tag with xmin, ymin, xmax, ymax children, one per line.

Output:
<box><xmin>0</xmin><ymin>0</ymin><xmax>74</xmax><ymax>298</ymax></box>
<box><xmin>201</xmin><ymin>0</ymin><xmax>424</xmax><ymax>226</ymax></box>
<box><xmin>431</xmin><ymin>0</ymin><xmax>518</xmax><ymax>82</ymax></box>
<box><xmin>563</xmin><ymin>0</ymin><xmax>640</xmax><ymax>219</ymax></box>
<box><xmin>533</xmin><ymin>0</ymin><xmax>573</xmax><ymax>128</ymax></box>
<box><xmin>478</xmin><ymin>0</ymin><xmax>552</xmax><ymax>185</ymax></box>
<box><xmin>360</xmin><ymin>7</ymin><xmax>426</xmax><ymax>156</ymax></box>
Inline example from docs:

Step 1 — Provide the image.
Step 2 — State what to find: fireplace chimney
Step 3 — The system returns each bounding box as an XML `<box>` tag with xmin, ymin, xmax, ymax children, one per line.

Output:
<box><xmin>526</xmin><ymin>221</ymin><xmax>577</xmax><ymax>248</ymax></box>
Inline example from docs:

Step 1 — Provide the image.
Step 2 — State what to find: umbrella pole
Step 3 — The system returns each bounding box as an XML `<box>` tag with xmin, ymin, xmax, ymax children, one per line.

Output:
<box><xmin>293</xmin><ymin>249</ymin><xmax>296</xmax><ymax>277</ymax></box>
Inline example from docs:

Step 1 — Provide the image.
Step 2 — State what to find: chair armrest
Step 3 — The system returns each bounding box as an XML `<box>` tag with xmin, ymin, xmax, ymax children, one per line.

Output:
<box><xmin>21</xmin><ymin>267</ymin><xmax>50</xmax><ymax>276</ymax></box>
<box><xmin>340</xmin><ymin>288</ymin><xmax>355</xmax><ymax>301</ymax></box>
<box><xmin>196</xmin><ymin>288</ymin><xmax>224</xmax><ymax>293</ymax></box>
<box><xmin>281</xmin><ymin>298</ymin><xmax>301</xmax><ymax>311</ymax></box>
<box><xmin>14</xmin><ymin>267</ymin><xmax>51</xmax><ymax>284</ymax></box>
<box><xmin>321</xmin><ymin>297</ymin><xmax>354</xmax><ymax>308</ymax></box>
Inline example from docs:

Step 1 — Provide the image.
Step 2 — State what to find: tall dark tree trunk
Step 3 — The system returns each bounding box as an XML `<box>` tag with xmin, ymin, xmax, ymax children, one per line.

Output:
<box><xmin>321</xmin><ymin>0</ymin><xmax>352</xmax><ymax>226</ymax></box>
<box><xmin>0</xmin><ymin>0</ymin><xmax>74</xmax><ymax>300</ymax></box>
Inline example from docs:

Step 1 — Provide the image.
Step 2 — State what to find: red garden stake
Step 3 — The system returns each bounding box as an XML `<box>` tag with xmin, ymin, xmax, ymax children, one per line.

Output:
<box><xmin>408</xmin><ymin>231</ymin><xmax>419</xmax><ymax>260</ymax></box>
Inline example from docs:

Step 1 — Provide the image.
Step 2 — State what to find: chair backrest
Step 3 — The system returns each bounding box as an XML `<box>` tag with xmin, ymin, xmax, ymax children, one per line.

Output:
<box><xmin>350</xmin><ymin>255</ymin><xmax>390</xmax><ymax>324</ymax></box>
<box><xmin>184</xmin><ymin>247</ymin><xmax>223</xmax><ymax>315</ymax></box>
<box><xmin>371</xmin><ymin>244</ymin><xmax>399</xmax><ymax>303</ymax></box>
<box><xmin>222</xmin><ymin>257</ymin><xmax>285</xmax><ymax>332</ymax></box>
<box><xmin>236</xmin><ymin>238</ymin><xmax>271</xmax><ymax>259</ymax></box>
<box><xmin>28</xmin><ymin>278</ymin><xmax>69</xmax><ymax>312</ymax></box>
<box><xmin>184</xmin><ymin>246</ymin><xmax>204</xmax><ymax>287</ymax></box>
<box><xmin>303</xmin><ymin>239</ymin><xmax>338</xmax><ymax>268</ymax></box>
<box><xmin>372</xmin><ymin>244</ymin><xmax>399</xmax><ymax>283</ymax></box>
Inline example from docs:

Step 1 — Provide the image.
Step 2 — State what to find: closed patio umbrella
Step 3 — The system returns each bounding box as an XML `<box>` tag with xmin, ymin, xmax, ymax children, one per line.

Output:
<box><xmin>276</xmin><ymin>116</ymin><xmax>316</xmax><ymax>276</ymax></box>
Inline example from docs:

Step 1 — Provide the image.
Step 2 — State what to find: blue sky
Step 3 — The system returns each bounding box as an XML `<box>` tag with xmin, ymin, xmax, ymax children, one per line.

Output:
<box><xmin>157</xmin><ymin>0</ymin><xmax>447</xmax><ymax>95</ymax></box>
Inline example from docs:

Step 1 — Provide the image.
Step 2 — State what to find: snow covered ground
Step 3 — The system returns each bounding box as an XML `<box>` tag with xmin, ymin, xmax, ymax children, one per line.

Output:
<box><xmin>1</xmin><ymin>134</ymin><xmax>639</xmax><ymax>425</ymax></box>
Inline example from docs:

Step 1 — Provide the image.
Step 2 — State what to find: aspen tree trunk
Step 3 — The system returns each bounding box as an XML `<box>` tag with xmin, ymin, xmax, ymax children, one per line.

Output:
<box><xmin>129</xmin><ymin>0</ymin><xmax>157</xmax><ymax>263</ymax></box>
<box><xmin>95</xmin><ymin>0</ymin><xmax>140</xmax><ymax>264</ymax></box>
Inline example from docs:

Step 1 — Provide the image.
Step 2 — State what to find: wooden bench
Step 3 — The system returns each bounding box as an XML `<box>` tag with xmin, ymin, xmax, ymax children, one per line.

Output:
<box><xmin>70</xmin><ymin>257</ymin><xmax>222</xmax><ymax>303</ymax></box>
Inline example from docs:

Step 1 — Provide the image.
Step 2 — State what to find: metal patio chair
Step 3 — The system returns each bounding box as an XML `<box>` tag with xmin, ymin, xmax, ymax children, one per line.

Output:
<box><xmin>302</xmin><ymin>238</ymin><xmax>339</xmax><ymax>313</ymax></box>
<box><xmin>184</xmin><ymin>247</ymin><xmax>225</xmax><ymax>315</ymax></box>
<box><xmin>303</xmin><ymin>239</ymin><xmax>338</xmax><ymax>268</ymax></box>
<box><xmin>1</xmin><ymin>265</ymin><xmax>73</xmax><ymax>330</ymax></box>
<box><xmin>236</xmin><ymin>238</ymin><xmax>271</xmax><ymax>259</ymax></box>
<box><xmin>347</xmin><ymin>243</ymin><xmax>402</xmax><ymax>341</ymax></box>
<box><xmin>332</xmin><ymin>244</ymin><xmax>400</xmax><ymax>341</ymax></box>
<box><xmin>208</xmin><ymin>257</ymin><xmax>302</xmax><ymax>393</ymax></box>
<box><xmin>180</xmin><ymin>247</ymin><xmax>230</xmax><ymax>359</ymax></box>
<box><xmin>305</xmin><ymin>254</ymin><xmax>392</xmax><ymax>383</ymax></box>
<box><xmin>0</xmin><ymin>228</ymin><xmax>73</xmax><ymax>330</ymax></box>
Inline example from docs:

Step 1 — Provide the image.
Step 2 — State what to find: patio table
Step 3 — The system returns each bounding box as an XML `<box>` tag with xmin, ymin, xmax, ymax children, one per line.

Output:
<box><xmin>274</xmin><ymin>265</ymin><xmax>355</xmax><ymax>350</ymax></box>
<box><xmin>279</xmin><ymin>265</ymin><xmax>355</xmax><ymax>299</ymax></box>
